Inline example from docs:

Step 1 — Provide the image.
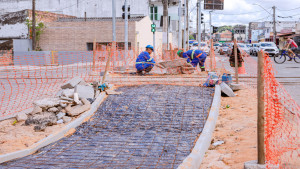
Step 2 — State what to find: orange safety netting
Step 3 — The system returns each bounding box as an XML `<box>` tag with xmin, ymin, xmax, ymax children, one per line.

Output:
<box><xmin>263</xmin><ymin>53</ymin><xmax>300</xmax><ymax>168</ymax></box>
<box><xmin>0</xmin><ymin>44</ymin><xmax>213</xmax><ymax>120</ymax></box>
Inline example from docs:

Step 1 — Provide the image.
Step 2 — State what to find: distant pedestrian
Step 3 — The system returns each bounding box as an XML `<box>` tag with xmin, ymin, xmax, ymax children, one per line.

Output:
<box><xmin>135</xmin><ymin>45</ymin><xmax>155</xmax><ymax>75</ymax></box>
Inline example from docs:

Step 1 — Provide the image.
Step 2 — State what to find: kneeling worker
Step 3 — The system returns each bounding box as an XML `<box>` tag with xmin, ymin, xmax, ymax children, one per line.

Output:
<box><xmin>136</xmin><ymin>45</ymin><xmax>155</xmax><ymax>75</ymax></box>
<box><xmin>177</xmin><ymin>49</ymin><xmax>207</xmax><ymax>71</ymax></box>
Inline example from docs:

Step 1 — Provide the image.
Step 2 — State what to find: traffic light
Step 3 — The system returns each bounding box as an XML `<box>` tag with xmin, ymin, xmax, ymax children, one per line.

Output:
<box><xmin>151</xmin><ymin>24</ymin><xmax>156</xmax><ymax>32</ymax></box>
<box><xmin>213</xmin><ymin>26</ymin><xmax>218</xmax><ymax>33</ymax></box>
<box><xmin>201</xmin><ymin>13</ymin><xmax>204</xmax><ymax>24</ymax></box>
<box><xmin>122</xmin><ymin>5</ymin><xmax>130</xmax><ymax>19</ymax></box>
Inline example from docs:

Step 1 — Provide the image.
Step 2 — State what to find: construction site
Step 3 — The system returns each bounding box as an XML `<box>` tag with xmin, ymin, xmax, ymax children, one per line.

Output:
<box><xmin>0</xmin><ymin>0</ymin><xmax>300</xmax><ymax>169</ymax></box>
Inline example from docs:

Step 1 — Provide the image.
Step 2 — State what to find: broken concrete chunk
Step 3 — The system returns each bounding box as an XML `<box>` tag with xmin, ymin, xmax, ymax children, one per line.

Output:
<box><xmin>34</xmin><ymin>98</ymin><xmax>61</xmax><ymax>109</ymax></box>
<box><xmin>78</xmin><ymin>81</ymin><xmax>90</xmax><ymax>86</ymax></box>
<box><xmin>34</xmin><ymin>123</ymin><xmax>47</xmax><ymax>132</ymax></box>
<box><xmin>25</xmin><ymin>112</ymin><xmax>57</xmax><ymax>126</ymax></box>
<box><xmin>16</xmin><ymin>113</ymin><xmax>28</xmax><ymax>122</ymax></box>
<box><xmin>30</xmin><ymin>105</ymin><xmax>43</xmax><ymax>115</ymax></box>
<box><xmin>62</xmin><ymin>89</ymin><xmax>75</xmax><ymax>98</ymax></box>
<box><xmin>76</xmin><ymin>85</ymin><xmax>95</xmax><ymax>99</ymax></box>
<box><xmin>59</xmin><ymin>102</ymin><xmax>68</xmax><ymax>108</ymax></box>
<box><xmin>66</xmin><ymin>98</ymin><xmax>91</xmax><ymax>117</ymax></box>
<box><xmin>61</xmin><ymin>77</ymin><xmax>82</xmax><ymax>89</ymax></box>
<box><xmin>48</xmin><ymin>107</ymin><xmax>59</xmax><ymax>113</ymax></box>
<box><xmin>230</xmin><ymin>83</ymin><xmax>243</xmax><ymax>91</ymax></box>
<box><xmin>56</xmin><ymin>112</ymin><xmax>66</xmax><ymax>119</ymax></box>
<box><xmin>62</xmin><ymin>116</ymin><xmax>72</xmax><ymax>123</ymax></box>
<box><xmin>212</xmin><ymin>140</ymin><xmax>225</xmax><ymax>147</ymax></box>
<box><xmin>57</xmin><ymin>119</ymin><xmax>64</xmax><ymax>124</ymax></box>
<box><xmin>220</xmin><ymin>82</ymin><xmax>236</xmax><ymax>97</ymax></box>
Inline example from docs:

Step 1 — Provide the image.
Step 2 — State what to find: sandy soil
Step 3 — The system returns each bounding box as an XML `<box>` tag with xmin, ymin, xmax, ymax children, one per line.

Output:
<box><xmin>0</xmin><ymin>118</ymin><xmax>68</xmax><ymax>155</ymax></box>
<box><xmin>201</xmin><ymin>88</ymin><xmax>258</xmax><ymax>169</ymax></box>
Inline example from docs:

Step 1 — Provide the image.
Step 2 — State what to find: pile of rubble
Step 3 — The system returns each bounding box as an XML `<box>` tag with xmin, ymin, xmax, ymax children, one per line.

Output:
<box><xmin>159</xmin><ymin>59</ymin><xmax>195</xmax><ymax>74</ymax></box>
<box><xmin>16</xmin><ymin>77</ymin><xmax>96</xmax><ymax>132</ymax></box>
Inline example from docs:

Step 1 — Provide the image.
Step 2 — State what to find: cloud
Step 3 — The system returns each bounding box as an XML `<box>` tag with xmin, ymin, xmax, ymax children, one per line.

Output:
<box><xmin>189</xmin><ymin>0</ymin><xmax>300</xmax><ymax>28</ymax></box>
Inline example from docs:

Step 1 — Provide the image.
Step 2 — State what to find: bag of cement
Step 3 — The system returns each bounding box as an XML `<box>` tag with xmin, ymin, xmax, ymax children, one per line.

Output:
<box><xmin>203</xmin><ymin>73</ymin><xmax>219</xmax><ymax>87</ymax></box>
<box><xmin>220</xmin><ymin>82</ymin><xmax>236</xmax><ymax>97</ymax></box>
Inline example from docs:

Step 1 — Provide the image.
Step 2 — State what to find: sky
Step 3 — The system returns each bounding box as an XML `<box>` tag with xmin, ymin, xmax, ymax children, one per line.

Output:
<box><xmin>189</xmin><ymin>0</ymin><xmax>300</xmax><ymax>28</ymax></box>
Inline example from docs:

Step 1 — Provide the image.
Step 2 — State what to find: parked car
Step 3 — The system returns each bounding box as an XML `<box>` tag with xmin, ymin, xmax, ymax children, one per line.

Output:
<box><xmin>258</xmin><ymin>42</ymin><xmax>279</xmax><ymax>56</ymax></box>
<box><xmin>250</xmin><ymin>43</ymin><xmax>260</xmax><ymax>56</ymax></box>
<box><xmin>237</xmin><ymin>43</ymin><xmax>250</xmax><ymax>54</ymax></box>
<box><xmin>213</xmin><ymin>43</ymin><xmax>221</xmax><ymax>52</ymax></box>
<box><xmin>219</xmin><ymin>43</ymin><xmax>231</xmax><ymax>55</ymax></box>
<box><xmin>191</xmin><ymin>42</ymin><xmax>210</xmax><ymax>54</ymax></box>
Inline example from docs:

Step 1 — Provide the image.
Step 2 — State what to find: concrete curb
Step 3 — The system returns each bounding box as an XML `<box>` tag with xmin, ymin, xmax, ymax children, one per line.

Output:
<box><xmin>177</xmin><ymin>85</ymin><xmax>221</xmax><ymax>169</ymax></box>
<box><xmin>0</xmin><ymin>92</ymin><xmax>107</xmax><ymax>164</ymax></box>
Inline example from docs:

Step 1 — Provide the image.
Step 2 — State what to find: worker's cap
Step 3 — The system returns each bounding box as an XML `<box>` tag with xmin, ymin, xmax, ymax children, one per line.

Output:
<box><xmin>177</xmin><ymin>50</ymin><xmax>183</xmax><ymax>56</ymax></box>
<box><xmin>146</xmin><ymin>45</ymin><xmax>154</xmax><ymax>51</ymax></box>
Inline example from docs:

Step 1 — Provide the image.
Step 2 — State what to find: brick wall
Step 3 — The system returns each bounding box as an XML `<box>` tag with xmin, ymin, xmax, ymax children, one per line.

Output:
<box><xmin>39</xmin><ymin>20</ymin><xmax>136</xmax><ymax>51</ymax></box>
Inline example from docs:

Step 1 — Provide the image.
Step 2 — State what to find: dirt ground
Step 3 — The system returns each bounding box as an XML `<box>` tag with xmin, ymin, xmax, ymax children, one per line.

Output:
<box><xmin>0</xmin><ymin>118</ymin><xmax>68</xmax><ymax>155</ymax></box>
<box><xmin>201</xmin><ymin>88</ymin><xmax>258</xmax><ymax>169</ymax></box>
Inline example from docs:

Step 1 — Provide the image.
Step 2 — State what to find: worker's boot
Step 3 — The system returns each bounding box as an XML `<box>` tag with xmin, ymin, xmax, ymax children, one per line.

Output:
<box><xmin>137</xmin><ymin>70</ymin><xmax>144</xmax><ymax>76</ymax></box>
<box><xmin>144</xmin><ymin>66</ymin><xmax>153</xmax><ymax>75</ymax></box>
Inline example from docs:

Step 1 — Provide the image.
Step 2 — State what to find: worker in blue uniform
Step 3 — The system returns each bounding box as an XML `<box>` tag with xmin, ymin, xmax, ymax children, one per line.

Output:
<box><xmin>136</xmin><ymin>45</ymin><xmax>155</xmax><ymax>75</ymax></box>
<box><xmin>177</xmin><ymin>49</ymin><xmax>207</xmax><ymax>72</ymax></box>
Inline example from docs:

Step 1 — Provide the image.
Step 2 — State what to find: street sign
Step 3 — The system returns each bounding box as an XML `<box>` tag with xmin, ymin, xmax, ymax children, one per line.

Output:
<box><xmin>151</xmin><ymin>24</ymin><xmax>156</xmax><ymax>32</ymax></box>
<box><xmin>204</xmin><ymin>0</ymin><xmax>224</xmax><ymax>10</ymax></box>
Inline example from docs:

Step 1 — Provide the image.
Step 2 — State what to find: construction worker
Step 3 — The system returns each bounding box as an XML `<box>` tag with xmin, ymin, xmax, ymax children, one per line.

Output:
<box><xmin>136</xmin><ymin>45</ymin><xmax>155</xmax><ymax>75</ymax></box>
<box><xmin>177</xmin><ymin>49</ymin><xmax>207</xmax><ymax>71</ymax></box>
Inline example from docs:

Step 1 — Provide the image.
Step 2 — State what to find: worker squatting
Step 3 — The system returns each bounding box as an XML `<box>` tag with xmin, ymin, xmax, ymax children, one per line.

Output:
<box><xmin>135</xmin><ymin>45</ymin><xmax>207</xmax><ymax>75</ymax></box>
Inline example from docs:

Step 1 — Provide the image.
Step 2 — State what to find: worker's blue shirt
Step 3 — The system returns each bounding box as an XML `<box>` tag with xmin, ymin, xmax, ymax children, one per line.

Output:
<box><xmin>182</xmin><ymin>50</ymin><xmax>207</xmax><ymax>67</ymax></box>
<box><xmin>135</xmin><ymin>51</ymin><xmax>155</xmax><ymax>71</ymax></box>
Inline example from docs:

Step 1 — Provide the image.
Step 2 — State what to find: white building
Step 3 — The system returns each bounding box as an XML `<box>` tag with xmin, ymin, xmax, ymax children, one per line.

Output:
<box><xmin>0</xmin><ymin>0</ymin><xmax>184</xmax><ymax>48</ymax></box>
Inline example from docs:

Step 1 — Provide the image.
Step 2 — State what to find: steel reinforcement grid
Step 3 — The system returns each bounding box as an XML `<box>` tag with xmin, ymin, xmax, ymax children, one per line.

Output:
<box><xmin>1</xmin><ymin>84</ymin><xmax>214</xmax><ymax>169</ymax></box>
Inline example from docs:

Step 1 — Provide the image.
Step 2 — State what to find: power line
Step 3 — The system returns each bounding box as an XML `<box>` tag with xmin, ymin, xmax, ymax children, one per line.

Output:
<box><xmin>213</xmin><ymin>10</ymin><xmax>267</xmax><ymax>16</ymax></box>
<box><xmin>277</xmin><ymin>6</ymin><xmax>300</xmax><ymax>11</ymax></box>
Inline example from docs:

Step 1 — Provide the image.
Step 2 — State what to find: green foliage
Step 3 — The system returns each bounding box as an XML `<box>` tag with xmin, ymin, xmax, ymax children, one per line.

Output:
<box><xmin>26</xmin><ymin>16</ymin><xmax>46</xmax><ymax>51</ymax></box>
<box><xmin>189</xmin><ymin>34</ymin><xmax>195</xmax><ymax>40</ymax></box>
<box><xmin>217</xmin><ymin>25</ymin><xmax>233</xmax><ymax>33</ymax></box>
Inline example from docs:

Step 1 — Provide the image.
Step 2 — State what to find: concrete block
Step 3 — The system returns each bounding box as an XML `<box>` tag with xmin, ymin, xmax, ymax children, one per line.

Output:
<box><xmin>57</xmin><ymin>119</ymin><xmax>64</xmax><ymax>124</ymax></box>
<box><xmin>61</xmin><ymin>77</ymin><xmax>82</xmax><ymax>89</ymax></box>
<box><xmin>66</xmin><ymin>98</ymin><xmax>91</xmax><ymax>117</ymax></box>
<box><xmin>16</xmin><ymin>113</ymin><xmax>28</xmax><ymax>122</ymax></box>
<box><xmin>62</xmin><ymin>116</ymin><xmax>72</xmax><ymax>123</ymax></box>
<box><xmin>76</xmin><ymin>85</ymin><xmax>95</xmax><ymax>99</ymax></box>
<box><xmin>48</xmin><ymin>107</ymin><xmax>59</xmax><ymax>113</ymax></box>
<box><xmin>220</xmin><ymin>82</ymin><xmax>236</xmax><ymax>97</ymax></box>
<box><xmin>56</xmin><ymin>112</ymin><xmax>66</xmax><ymax>119</ymax></box>
<box><xmin>61</xmin><ymin>89</ymin><xmax>75</xmax><ymax>98</ymax></box>
<box><xmin>230</xmin><ymin>83</ymin><xmax>243</xmax><ymax>91</ymax></box>
<box><xmin>34</xmin><ymin>98</ymin><xmax>61</xmax><ymax>109</ymax></box>
<box><xmin>244</xmin><ymin>160</ymin><xmax>266</xmax><ymax>169</ymax></box>
<box><xmin>25</xmin><ymin>112</ymin><xmax>57</xmax><ymax>126</ymax></box>
<box><xmin>30</xmin><ymin>105</ymin><xmax>43</xmax><ymax>115</ymax></box>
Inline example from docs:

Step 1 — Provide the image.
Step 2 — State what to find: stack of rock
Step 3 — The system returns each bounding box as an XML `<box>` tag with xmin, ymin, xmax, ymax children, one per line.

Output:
<box><xmin>16</xmin><ymin>77</ymin><xmax>95</xmax><ymax>132</ymax></box>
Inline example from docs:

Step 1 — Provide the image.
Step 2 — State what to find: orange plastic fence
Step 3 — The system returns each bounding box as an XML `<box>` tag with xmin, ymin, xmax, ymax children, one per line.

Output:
<box><xmin>1</xmin><ymin>45</ymin><xmax>211</xmax><ymax>120</ymax></box>
<box><xmin>263</xmin><ymin>53</ymin><xmax>300</xmax><ymax>168</ymax></box>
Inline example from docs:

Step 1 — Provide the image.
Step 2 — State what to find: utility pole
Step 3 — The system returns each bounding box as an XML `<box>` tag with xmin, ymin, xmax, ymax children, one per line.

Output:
<box><xmin>186</xmin><ymin>0</ymin><xmax>189</xmax><ymax>50</ymax></box>
<box><xmin>124</xmin><ymin>0</ymin><xmax>128</xmax><ymax>59</ymax></box>
<box><xmin>209</xmin><ymin>11</ymin><xmax>212</xmax><ymax>40</ymax></box>
<box><xmin>32</xmin><ymin>0</ymin><xmax>36</xmax><ymax>50</ymax></box>
<box><xmin>272</xmin><ymin>6</ymin><xmax>276</xmax><ymax>44</ymax></box>
<box><xmin>112</xmin><ymin>0</ymin><xmax>116</xmax><ymax>43</ymax></box>
<box><xmin>183</xmin><ymin>0</ymin><xmax>187</xmax><ymax>50</ymax></box>
<box><xmin>178</xmin><ymin>0</ymin><xmax>182</xmax><ymax>49</ymax></box>
<box><xmin>162</xmin><ymin>0</ymin><xmax>168</xmax><ymax>55</ymax></box>
<box><xmin>152</xmin><ymin>4</ymin><xmax>156</xmax><ymax>55</ymax></box>
<box><xmin>197</xmin><ymin>0</ymin><xmax>201</xmax><ymax>49</ymax></box>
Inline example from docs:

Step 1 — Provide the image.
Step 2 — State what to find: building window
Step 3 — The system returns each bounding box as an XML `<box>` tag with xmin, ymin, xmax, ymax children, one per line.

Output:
<box><xmin>150</xmin><ymin>6</ymin><xmax>158</xmax><ymax>20</ymax></box>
